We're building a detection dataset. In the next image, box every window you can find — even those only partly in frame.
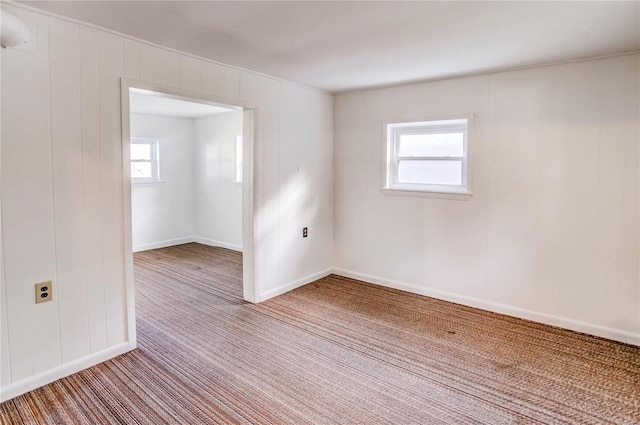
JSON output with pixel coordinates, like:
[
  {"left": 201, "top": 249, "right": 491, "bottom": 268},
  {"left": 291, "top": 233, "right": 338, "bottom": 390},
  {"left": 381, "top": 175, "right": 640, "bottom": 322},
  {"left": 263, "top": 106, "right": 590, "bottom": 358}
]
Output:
[
  {"left": 130, "top": 138, "right": 160, "bottom": 183},
  {"left": 235, "top": 135, "right": 243, "bottom": 183},
  {"left": 384, "top": 117, "right": 470, "bottom": 196}
]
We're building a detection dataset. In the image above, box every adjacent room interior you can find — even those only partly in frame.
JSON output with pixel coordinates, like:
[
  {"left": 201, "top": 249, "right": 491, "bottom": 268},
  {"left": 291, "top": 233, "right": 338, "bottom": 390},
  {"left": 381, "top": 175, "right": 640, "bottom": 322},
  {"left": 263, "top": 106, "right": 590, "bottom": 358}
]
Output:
[
  {"left": 128, "top": 90, "right": 247, "bottom": 346},
  {"left": 129, "top": 90, "right": 243, "bottom": 254},
  {"left": 1, "top": 1, "right": 638, "bottom": 423}
]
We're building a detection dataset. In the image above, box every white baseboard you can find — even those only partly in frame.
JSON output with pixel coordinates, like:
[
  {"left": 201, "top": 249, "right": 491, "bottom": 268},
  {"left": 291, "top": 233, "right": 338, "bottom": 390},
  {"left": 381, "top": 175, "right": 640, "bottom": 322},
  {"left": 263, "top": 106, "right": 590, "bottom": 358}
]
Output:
[
  {"left": 133, "top": 237, "right": 242, "bottom": 253},
  {"left": 260, "top": 268, "right": 333, "bottom": 302},
  {"left": 132, "top": 237, "right": 194, "bottom": 252},
  {"left": 331, "top": 268, "right": 640, "bottom": 346},
  {"left": 193, "top": 237, "right": 242, "bottom": 252},
  {"left": 0, "top": 341, "right": 134, "bottom": 402}
]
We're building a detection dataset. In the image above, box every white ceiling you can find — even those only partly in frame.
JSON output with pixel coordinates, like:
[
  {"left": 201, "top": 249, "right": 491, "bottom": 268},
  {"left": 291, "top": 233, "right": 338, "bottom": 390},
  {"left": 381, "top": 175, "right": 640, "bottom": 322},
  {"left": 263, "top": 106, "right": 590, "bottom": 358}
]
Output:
[
  {"left": 23, "top": 1, "right": 640, "bottom": 92},
  {"left": 129, "top": 91, "right": 234, "bottom": 117}
]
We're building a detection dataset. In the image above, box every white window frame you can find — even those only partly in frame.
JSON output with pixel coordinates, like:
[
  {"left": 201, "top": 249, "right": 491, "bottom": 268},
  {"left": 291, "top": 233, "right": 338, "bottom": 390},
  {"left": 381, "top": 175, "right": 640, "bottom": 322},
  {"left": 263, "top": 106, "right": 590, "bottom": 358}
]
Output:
[
  {"left": 130, "top": 137, "right": 160, "bottom": 184},
  {"left": 383, "top": 116, "right": 472, "bottom": 199}
]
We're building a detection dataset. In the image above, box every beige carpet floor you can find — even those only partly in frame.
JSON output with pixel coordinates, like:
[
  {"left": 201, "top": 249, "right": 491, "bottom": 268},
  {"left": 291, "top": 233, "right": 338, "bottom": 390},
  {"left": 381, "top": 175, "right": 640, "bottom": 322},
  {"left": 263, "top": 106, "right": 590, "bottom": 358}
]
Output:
[{"left": 1, "top": 243, "right": 638, "bottom": 424}]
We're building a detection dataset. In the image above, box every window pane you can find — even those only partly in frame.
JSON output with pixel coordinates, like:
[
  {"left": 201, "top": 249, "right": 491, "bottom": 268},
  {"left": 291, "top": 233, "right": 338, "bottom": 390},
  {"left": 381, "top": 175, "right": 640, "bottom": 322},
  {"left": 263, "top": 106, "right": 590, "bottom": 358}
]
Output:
[
  {"left": 398, "top": 160, "right": 462, "bottom": 185},
  {"left": 398, "top": 132, "right": 463, "bottom": 157},
  {"left": 131, "top": 162, "right": 152, "bottom": 178},
  {"left": 131, "top": 143, "right": 151, "bottom": 160}
]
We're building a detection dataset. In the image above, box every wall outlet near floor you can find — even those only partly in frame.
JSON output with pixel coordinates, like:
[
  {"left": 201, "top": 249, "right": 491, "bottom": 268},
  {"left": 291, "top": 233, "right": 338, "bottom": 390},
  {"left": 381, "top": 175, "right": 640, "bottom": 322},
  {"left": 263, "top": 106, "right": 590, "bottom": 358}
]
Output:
[
  {"left": 303, "top": 227, "right": 308, "bottom": 238},
  {"left": 35, "top": 281, "right": 52, "bottom": 304}
]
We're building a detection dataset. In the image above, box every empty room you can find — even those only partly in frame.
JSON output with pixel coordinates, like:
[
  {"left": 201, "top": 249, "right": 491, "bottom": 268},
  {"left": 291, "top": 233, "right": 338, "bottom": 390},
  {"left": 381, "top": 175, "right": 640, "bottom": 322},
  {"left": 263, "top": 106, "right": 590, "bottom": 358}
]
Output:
[{"left": 0, "top": 1, "right": 638, "bottom": 424}]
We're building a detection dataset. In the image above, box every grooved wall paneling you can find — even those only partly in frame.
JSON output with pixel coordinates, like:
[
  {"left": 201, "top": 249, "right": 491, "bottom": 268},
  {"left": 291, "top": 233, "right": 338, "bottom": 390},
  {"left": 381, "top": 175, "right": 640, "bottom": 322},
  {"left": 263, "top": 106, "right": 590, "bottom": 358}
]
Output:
[
  {"left": 201, "top": 62, "right": 227, "bottom": 96},
  {"left": 49, "top": 17, "right": 91, "bottom": 363},
  {"left": 1, "top": 213, "right": 9, "bottom": 387},
  {"left": 98, "top": 33, "right": 127, "bottom": 347},
  {"left": 79, "top": 27, "right": 108, "bottom": 354},
  {"left": 139, "top": 44, "right": 167, "bottom": 85},
  {"left": 123, "top": 39, "right": 140, "bottom": 80},
  {"left": 180, "top": 56, "right": 202, "bottom": 91},
  {"left": 1, "top": 8, "right": 61, "bottom": 382},
  {"left": 0, "top": 4, "right": 333, "bottom": 399},
  {"left": 166, "top": 52, "right": 181, "bottom": 88}
]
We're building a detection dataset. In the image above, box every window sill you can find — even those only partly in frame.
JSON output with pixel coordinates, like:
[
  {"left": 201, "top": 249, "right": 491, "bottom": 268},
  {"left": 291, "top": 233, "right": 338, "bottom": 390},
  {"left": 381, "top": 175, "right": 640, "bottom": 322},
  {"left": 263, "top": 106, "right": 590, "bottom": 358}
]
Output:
[
  {"left": 381, "top": 188, "right": 472, "bottom": 201},
  {"left": 132, "top": 181, "right": 165, "bottom": 186}
]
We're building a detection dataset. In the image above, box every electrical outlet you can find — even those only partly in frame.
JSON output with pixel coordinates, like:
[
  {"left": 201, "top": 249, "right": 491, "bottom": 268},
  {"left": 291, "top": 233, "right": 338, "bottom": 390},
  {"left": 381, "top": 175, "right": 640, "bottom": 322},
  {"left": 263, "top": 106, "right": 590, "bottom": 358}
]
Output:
[
  {"left": 35, "top": 281, "right": 52, "bottom": 304},
  {"left": 303, "top": 227, "right": 308, "bottom": 238}
]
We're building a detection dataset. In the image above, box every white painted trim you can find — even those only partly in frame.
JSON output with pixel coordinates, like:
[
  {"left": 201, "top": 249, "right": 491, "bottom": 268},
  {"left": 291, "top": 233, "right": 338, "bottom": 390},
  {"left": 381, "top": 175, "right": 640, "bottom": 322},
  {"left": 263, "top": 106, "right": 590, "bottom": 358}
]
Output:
[
  {"left": 121, "top": 82, "right": 138, "bottom": 352},
  {"left": 241, "top": 109, "right": 258, "bottom": 303},
  {"left": 380, "top": 188, "right": 472, "bottom": 201},
  {"left": 193, "top": 237, "right": 242, "bottom": 253},
  {"left": 132, "top": 237, "right": 196, "bottom": 253},
  {"left": 260, "top": 268, "right": 333, "bottom": 302},
  {"left": 133, "top": 236, "right": 243, "bottom": 253},
  {"left": 0, "top": 342, "right": 133, "bottom": 402},
  {"left": 382, "top": 114, "right": 474, "bottom": 198},
  {"left": 126, "top": 79, "right": 255, "bottom": 111},
  {"left": 121, "top": 78, "right": 259, "bottom": 312},
  {"left": 331, "top": 268, "right": 640, "bottom": 346}
]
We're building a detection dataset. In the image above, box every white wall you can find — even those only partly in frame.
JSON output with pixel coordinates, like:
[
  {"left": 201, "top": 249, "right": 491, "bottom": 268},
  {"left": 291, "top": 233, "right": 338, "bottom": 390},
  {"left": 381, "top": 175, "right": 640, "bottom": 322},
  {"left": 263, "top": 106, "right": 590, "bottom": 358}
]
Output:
[
  {"left": 131, "top": 114, "right": 195, "bottom": 251},
  {"left": 333, "top": 53, "right": 640, "bottom": 345},
  {"left": 194, "top": 111, "right": 244, "bottom": 251},
  {"left": 0, "top": 3, "right": 333, "bottom": 401}
]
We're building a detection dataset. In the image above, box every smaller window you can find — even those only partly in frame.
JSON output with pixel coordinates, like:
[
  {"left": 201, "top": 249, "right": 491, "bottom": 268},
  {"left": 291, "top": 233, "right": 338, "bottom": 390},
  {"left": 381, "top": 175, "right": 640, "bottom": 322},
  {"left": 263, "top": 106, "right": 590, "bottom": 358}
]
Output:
[
  {"left": 235, "top": 135, "right": 243, "bottom": 183},
  {"left": 385, "top": 117, "right": 470, "bottom": 196},
  {"left": 130, "top": 138, "right": 160, "bottom": 183}
]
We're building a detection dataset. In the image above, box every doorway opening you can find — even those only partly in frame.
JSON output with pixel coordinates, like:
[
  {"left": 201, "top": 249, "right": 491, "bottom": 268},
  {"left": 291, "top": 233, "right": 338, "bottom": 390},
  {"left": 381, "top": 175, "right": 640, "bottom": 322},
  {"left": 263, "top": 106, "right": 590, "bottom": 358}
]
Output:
[
  {"left": 120, "top": 80, "right": 257, "bottom": 348},
  {"left": 128, "top": 91, "right": 242, "bottom": 252}
]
